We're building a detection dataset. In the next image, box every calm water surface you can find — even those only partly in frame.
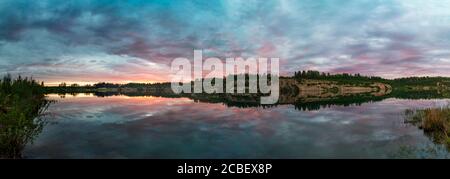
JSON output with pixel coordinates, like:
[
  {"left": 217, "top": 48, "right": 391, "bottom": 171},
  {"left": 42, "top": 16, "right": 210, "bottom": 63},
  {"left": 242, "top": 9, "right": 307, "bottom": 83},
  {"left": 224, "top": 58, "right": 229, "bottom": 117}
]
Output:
[{"left": 23, "top": 94, "right": 450, "bottom": 158}]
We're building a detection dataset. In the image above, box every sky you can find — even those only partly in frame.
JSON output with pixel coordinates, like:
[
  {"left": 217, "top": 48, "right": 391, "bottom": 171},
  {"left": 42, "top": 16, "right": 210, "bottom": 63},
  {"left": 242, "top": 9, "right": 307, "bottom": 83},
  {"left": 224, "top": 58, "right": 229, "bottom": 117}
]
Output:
[{"left": 1, "top": 0, "right": 450, "bottom": 85}]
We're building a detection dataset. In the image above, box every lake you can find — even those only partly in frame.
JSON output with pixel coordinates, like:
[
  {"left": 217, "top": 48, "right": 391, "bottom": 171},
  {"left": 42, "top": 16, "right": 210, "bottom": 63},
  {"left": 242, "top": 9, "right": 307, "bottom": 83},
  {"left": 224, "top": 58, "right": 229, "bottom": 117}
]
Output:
[{"left": 22, "top": 93, "right": 450, "bottom": 158}]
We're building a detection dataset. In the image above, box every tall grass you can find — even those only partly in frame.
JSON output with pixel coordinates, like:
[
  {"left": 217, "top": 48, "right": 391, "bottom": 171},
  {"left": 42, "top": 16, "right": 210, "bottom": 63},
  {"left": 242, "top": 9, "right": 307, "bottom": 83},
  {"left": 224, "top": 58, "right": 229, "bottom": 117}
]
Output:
[
  {"left": 0, "top": 74, "right": 51, "bottom": 159},
  {"left": 405, "top": 107, "right": 450, "bottom": 150}
]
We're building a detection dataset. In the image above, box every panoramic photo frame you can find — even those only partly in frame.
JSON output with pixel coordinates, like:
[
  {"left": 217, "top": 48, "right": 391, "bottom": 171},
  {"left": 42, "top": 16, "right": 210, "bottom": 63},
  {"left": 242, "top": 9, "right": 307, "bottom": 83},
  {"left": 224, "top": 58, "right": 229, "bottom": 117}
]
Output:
[{"left": 1, "top": 0, "right": 450, "bottom": 177}]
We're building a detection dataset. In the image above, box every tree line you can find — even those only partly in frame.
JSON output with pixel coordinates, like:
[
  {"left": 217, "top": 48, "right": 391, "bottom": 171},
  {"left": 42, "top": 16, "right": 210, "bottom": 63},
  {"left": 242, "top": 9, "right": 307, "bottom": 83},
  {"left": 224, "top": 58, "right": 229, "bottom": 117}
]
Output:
[{"left": 294, "top": 70, "right": 450, "bottom": 87}]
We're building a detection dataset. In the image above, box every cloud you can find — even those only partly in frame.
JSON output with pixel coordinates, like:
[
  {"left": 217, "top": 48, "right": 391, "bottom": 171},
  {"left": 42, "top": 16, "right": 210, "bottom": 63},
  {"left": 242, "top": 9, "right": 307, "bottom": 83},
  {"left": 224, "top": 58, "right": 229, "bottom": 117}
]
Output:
[{"left": 1, "top": 0, "right": 450, "bottom": 83}]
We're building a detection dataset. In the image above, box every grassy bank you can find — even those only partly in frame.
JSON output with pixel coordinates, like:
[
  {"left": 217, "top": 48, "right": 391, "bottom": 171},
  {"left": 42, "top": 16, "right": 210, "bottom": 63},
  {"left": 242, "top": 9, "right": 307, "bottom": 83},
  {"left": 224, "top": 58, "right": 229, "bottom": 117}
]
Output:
[{"left": 405, "top": 107, "right": 450, "bottom": 150}]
